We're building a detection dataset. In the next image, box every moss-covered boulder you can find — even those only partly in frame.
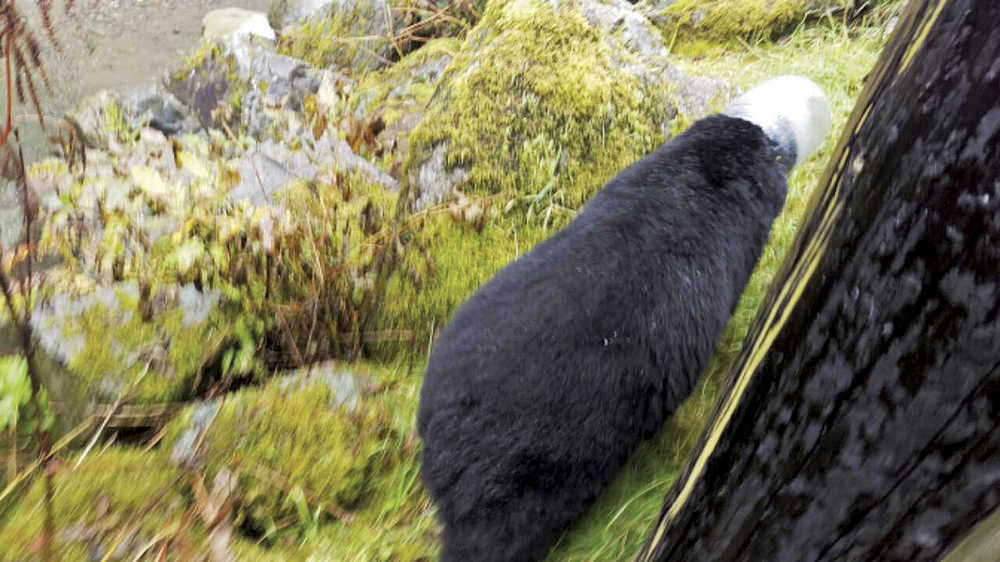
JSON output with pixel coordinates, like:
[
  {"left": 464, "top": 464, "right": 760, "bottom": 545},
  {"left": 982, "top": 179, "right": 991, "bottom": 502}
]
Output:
[
  {"left": 30, "top": 282, "right": 234, "bottom": 404},
  {"left": 276, "top": 0, "right": 398, "bottom": 73},
  {"left": 168, "top": 36, "right": 324, "bottom": 141},
  {"left": 644, "top": 0, "right": 900, "bottom": 55},
  {"left": 163, "top": 361, "right": 436, "bottom": 554},
  {"left": 403, "top": 0, "right": 723, "bottom": 212}
]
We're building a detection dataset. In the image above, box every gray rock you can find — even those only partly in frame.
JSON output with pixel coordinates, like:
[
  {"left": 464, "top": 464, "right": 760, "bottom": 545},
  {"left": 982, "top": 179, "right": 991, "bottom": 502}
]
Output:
[
  {"left": 232, "top": 41, "right": 322, "bottom": 137},
  {"left": 0, "top": 179, "right": 25, "bottom": 251},
  {"left": 231, "top": 139, "right": 317, "bottom": 205},
  {"left": 66, "top": 90, "right": 118, "bottom": 149},
  {"left": 581, "top": 0, "right": 668, "bottom": 64},
  {"left": 579, "top": 0, "right": 734, "bottom": 121},
  {"left": 268, "top": 0, "right": 334, "bottom": 29},
  {"left": 230, "top": 136, "right": 397, "bottom": 206},
  {"left": 67, "top": 85, "right": 202, "bottom": 149},
  {"left": 168, "top": 35, "right": 322, "bottom": 140},
  {"left": 170, "top": 401, "right": 222, "bottom": 468},
  {"left": 279, "top": 360, "right": 373, "bottom": 411},
  {"left": 277, "top": 0, "right": 396, "bottom": 72},
  {"left": 334, "top": 0, "right": 397, "bottom": 72},
  {"left": 121, "top": 84, "right": 203, "bottom": 138},
  {"left": 411, "top": 143, "right": 468, "bottom": 210},
  {"left": 351, "top": 37, "right": 458, "bottom": 166},
  {"left": 202, "top": 7, "right": 276, "bottom": 42}
]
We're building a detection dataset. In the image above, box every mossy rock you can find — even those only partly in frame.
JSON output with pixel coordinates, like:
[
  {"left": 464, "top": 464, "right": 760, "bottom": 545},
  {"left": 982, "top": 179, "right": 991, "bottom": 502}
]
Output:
[
  {"left": 162, "top": 363, "right": 417, "bottom": 547},
  {"left": 0, "top": 449, "right": 189, "bottom": 561},
  {"left": 168, "top": 41, "right": 246, "bottom": 132},
  {"left": 29, "top": 282, "right": 237, "bottom": 404},
  {"left": 276, "top": 0, "right": 396, "bottom": 73},
  {"left": 650, "top": 0, "right": 900, "bottom": 55},
  {"left": 403, "top": 0, "right": 676, "bottom": 212},
  {"left": 349, "top": 37, "right": 462, "bottom": 160}
]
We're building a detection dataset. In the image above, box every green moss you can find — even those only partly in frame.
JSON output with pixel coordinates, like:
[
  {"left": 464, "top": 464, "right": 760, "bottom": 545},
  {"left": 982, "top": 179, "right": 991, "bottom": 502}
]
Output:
[
  {"left": 0, "top": 449, "right": 186, "bottom": 561},
  {"left": 404, "top": 0, "right": 672, "bottom": 211},
  {"left": 163, "top": 360, "right": 438, "bottom": 557},
  {"left": 371, "top": 211, "right": 550, "bottom": 357},
  {"left": 659, "top": 0, "right": 902, "bottom": 55},
  {"left": 662, "top": 0, "right": 807, "bottom": 53}
]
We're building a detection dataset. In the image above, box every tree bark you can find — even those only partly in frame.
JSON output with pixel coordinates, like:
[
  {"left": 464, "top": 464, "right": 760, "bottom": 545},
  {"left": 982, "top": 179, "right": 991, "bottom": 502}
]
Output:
[{"left": 640, "top": 0, "right": 1000, "bottom": 560}]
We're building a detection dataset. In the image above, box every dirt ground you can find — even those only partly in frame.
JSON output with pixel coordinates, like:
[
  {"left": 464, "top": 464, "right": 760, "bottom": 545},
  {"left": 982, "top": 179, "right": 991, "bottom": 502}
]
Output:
[{"left": 22, "top": 0, "right": 271, "bottom": 115}]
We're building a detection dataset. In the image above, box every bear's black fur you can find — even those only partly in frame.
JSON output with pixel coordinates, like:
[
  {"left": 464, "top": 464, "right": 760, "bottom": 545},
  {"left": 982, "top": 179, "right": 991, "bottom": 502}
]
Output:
[{"left": 418, "top": 115, "right": 790, "bottom": 561}]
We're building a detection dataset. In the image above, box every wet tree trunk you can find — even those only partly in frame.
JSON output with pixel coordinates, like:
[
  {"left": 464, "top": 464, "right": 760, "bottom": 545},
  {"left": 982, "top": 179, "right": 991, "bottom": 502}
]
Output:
[{"left": 639, "top": 0, "right": 1000, "bottom": 560}]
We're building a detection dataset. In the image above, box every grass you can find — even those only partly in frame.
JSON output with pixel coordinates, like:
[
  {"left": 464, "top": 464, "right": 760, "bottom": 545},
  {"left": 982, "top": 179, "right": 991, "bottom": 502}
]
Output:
[{"left": 544, "top": 17, "right": 890, "bottom": 561}]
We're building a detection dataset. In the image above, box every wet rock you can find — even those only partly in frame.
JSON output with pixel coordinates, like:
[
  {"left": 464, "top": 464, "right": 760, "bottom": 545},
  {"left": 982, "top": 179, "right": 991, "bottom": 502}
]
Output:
[
  {"left": 167, "top": 46, "right": 237, "bottom": 130},
  {"left": 234, "top": 42, "right": 323, "bottom": 137},
  {"left": 170, "top": 401, "right": 222, "bottom": 468},
  {"left": 348, "top": 37, "right": 458, "bottom": 176},
  {"left": 412, "top": 143, "right": 468, "bottom": 210},
  {"left": 202, "top": 7, "right": 276, "bottom": 42},
  {"left": 122, "top": 84, "right": 203, "bottom": 138},
  {"left": 170, "top": 35, "right": 321, "bottom": 139}
]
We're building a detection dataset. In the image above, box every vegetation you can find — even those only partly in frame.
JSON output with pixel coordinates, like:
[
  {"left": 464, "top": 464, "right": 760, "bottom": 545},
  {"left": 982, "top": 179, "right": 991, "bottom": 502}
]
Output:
[{"left": 0, "top": 0, "right": 901, "bottom": 559}]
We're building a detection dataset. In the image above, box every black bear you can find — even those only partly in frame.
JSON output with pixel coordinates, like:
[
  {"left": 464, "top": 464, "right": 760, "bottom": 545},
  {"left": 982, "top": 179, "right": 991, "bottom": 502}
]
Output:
[{"left": 418, "top": 76, "right": 831, "bottom": 561}]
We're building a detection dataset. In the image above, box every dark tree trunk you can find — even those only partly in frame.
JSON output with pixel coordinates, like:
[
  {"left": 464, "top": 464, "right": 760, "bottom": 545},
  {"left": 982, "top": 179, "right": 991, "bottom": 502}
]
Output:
[{"left": 639, "top": 1, "right": 1000, "bottom": 560}]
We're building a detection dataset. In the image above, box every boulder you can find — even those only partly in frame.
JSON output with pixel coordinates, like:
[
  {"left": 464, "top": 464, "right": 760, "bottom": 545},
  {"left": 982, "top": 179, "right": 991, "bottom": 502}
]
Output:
[
  {"left": 268, "top": 0, "right": 335, "bottom": 29},
  {"left": 28, "top": 282, "right": 228, "bottom": 403},
  {"left": 276, "top": 0, "right": 396, "bottom": 73},
  {"left": 640, "top": 0, "right": 901, "bottom": 53},
  {"left": 169, "top": 38, "right": 322, "bottom": 140},
  {"left": 230, "top": 136, "right": 398, "bottom": 206},
  {"left": 348, "top": 37, "right": 460, "bottom": 173},
  {"left": 202, "top": 7, "right": 276, "bottom": 42}
]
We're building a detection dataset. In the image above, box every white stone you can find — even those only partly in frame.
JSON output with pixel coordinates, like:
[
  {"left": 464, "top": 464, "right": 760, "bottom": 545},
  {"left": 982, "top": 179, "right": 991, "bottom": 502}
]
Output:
[{"left": 202, "top": 8, "right": 276, "bottom": 42}]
